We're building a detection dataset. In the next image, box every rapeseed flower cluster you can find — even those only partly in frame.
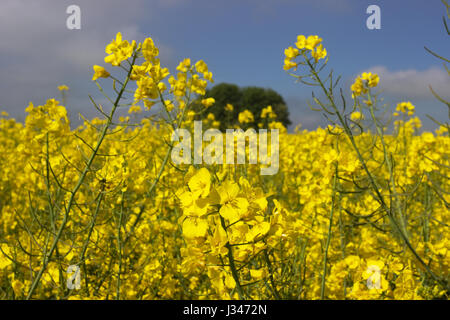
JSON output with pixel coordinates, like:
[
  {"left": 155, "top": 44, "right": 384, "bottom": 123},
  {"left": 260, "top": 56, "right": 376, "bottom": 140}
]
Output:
[
  {"left": 0, "top": 33, "right": 448, "bottom": 301},
  {"left": 283, "top": 35, "right": 327, "bottom": 71}
]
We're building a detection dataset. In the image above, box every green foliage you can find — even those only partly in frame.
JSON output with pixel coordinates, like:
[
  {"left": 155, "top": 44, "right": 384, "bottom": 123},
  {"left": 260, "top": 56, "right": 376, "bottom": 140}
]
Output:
[{"left": 203, "top": 83, "right": 291, "bottom": 130}]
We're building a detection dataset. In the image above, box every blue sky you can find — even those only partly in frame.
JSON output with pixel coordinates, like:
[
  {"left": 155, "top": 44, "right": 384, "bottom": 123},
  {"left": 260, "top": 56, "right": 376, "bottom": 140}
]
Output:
[{"left": 0, "top": 0, "right": 448, "bottom": 130}]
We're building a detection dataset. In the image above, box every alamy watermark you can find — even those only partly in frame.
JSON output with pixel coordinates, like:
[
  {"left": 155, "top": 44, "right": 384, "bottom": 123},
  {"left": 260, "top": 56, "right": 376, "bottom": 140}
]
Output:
[
  {"left": 66, "top": 5, "right": 81, "bottom": 30},
  {"left": 66, "top": 265, "right": 81, "bottom": 290},
  {"left": 171, "top": 121, "right": 279, "bottom": 175},
  {"left": 366, "top": 5, "right": 381, "bottom": 30},
  {"left": 366, "top": 265, "right": 382, "bottom": 289}
]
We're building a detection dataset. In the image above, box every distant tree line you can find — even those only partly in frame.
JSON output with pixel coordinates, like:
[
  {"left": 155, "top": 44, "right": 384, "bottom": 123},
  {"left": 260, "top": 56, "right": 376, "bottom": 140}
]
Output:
[{"left": 199, "top": 83, "right": 291, "bottom": 130}]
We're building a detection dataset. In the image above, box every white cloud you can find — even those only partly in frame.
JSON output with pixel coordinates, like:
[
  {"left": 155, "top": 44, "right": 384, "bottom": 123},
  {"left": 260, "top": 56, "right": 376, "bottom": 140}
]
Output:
[{"left": 364, "top": 66, "right": 450, "bottom": 100}]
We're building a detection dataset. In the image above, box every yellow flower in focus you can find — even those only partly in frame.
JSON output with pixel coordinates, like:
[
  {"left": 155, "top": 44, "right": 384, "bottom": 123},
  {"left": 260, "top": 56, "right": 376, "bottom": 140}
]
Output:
[
  {"left": 104, "top": 32, "right": 135, "bottom": 66},
  {"left": 311, "top": 44, "right": 327, "bottom": 62},
  {"left": 361, "top": 72, "right": 379, "bottom": 88},
  {"left": 201, "top": 98, "right": 215, "bottom": 108},
  {"left": 351, "top": 72, "right": 379, "bottom": 98},
  {"left": 204, "top": 71, "right": 214, "bottom": 82},
  {"left": 177, "top": 58, "right": 191, "bottom": 73},
  {"left": 351, "top": 77, "right": 364, "bottom": 98},
  {"left": 284, "top": 46, "right": 299, "bottom": 59},
  {"left": 92, "top": 65, "right": 110, "bottom": 81},
  {"left": 283, "top": 59, "right": 298, "bottom": 71},
  {"left": 188, "top": 168, "right": 211, "bottom": 199},
  {"left": 195, "top": 60, "right": 208, "bottom": 73},
  {"left": 283, "top": 45, "right": 301, "bottom": 70},
  {"left": 141, "top": 37, "right": 159, "bottom": 61},
  {"left": 305, "top": 35, "right": 322, "bottom": 50},
  {"left": 210, "top": 225, "right": 228, "bottom": 256},
  {"left": 295, "top": 35, "right": 306, "bottom": 49},
  {"left": 178, "top": 190, "right": 209, "bottom": 217},
  {"left": 217, "top": 180, "right": 249, "bottom": 222},
  {"left": 182, "top": 216, "right": 209, "bottom": 239},
  {"left": 246, "top": 221, "right": 270, "bottom": 242}
]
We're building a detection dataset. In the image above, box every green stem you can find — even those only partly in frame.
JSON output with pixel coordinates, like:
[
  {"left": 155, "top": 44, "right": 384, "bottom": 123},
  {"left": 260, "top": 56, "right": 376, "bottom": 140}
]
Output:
[
  {"left": 304, "top": 56, "right": 448, "bottom": 289},
  {"left": 26, "top": 52, "right": 138, "bottom": 300},
  {"left": 220, "top": 216, "right": 245, "bottom": 300},
  {"left": 116, "top": 196, "right": 124, "bottom": 300},
  {"left": 320, "top": 162, "right": 338, "bottom": 299},
  {"left": 78, "top": 192, "right": 104, "bottom": 296},
  {"left": 263, "top": 249, "right": 281, "bottom": 299}
]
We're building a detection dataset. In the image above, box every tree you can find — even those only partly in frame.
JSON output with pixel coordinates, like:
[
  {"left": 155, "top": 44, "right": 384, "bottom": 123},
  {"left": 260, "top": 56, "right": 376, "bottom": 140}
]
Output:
[
  {"left": 241, "top": 87, "right": 291, "bottom": 128},
  {"left": 203, "top": 83, "right": 291, "bottom": 130}
]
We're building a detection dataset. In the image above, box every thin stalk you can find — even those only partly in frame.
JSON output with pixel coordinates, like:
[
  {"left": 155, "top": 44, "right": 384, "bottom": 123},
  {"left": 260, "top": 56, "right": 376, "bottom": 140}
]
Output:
[
  {"left": 304, "top": 55, "right": 448, "bottom": 289},
  {"left": 263, "top": 249, "right": 281, "bottom": 299},
  {"left": 78, "top": 191, "right": 104, "bottom": 296},
  {"left": 220, "top": 216, "right": 245, "bottom": 300},
  {"left": 116, "top": 197, "right": 124, "bottom": 300},
  {"left": 26, "top": 51, "right": 138, "bottom": 300},
  {"left": 320, "top": 162, "right": 338, "bottom": 299}
]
